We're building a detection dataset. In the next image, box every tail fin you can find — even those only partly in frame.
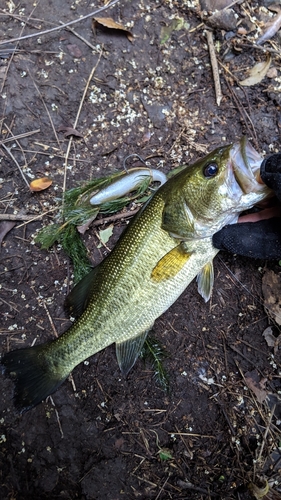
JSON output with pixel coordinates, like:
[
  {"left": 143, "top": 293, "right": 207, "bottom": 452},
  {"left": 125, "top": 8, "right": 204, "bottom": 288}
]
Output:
[{"left": 1, "top": 343, "right": 67, "bottom": 413}]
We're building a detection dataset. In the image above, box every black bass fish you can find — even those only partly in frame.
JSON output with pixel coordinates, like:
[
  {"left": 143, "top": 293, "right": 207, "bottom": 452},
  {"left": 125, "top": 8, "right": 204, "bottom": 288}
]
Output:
[{"left": 1, "top": 138, "right": 271, "bottom": 413}]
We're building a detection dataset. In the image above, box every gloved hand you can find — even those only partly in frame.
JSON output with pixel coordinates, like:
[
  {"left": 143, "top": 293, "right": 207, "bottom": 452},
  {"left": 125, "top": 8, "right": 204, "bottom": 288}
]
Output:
[{"left": 212, "top": 153, "right": 281, "bottom": 259}]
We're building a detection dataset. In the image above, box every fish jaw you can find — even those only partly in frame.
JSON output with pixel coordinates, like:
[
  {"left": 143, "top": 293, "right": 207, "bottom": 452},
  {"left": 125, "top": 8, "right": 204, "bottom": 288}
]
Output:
[
  {"left": 231, "top": 137, "right": 269, "bottom": 195},
  {"left": 203, "top": 139, "right": 273, "bottom": 234}
]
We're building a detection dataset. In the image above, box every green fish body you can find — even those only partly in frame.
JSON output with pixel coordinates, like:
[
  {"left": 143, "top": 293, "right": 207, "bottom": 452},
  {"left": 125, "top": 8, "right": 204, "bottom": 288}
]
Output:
[{"left": 1, "top": 138, "right": 271, "bottom": 412}]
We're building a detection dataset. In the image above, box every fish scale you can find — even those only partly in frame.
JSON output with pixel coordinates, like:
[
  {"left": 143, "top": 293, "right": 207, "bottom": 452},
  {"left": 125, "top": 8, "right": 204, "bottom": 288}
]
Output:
[{"left": 1, "top": 138, "right": 271, "bottom": 412}]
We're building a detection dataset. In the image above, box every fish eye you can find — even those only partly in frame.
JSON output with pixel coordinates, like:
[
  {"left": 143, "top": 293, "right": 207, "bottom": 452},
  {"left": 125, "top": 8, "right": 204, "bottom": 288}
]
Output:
[{"left": 203, "top": 163, "right": 218, "bottom": 178}]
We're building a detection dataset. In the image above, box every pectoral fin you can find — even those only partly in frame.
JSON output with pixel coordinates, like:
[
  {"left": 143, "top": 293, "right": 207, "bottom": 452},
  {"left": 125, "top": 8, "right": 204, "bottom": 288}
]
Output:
[
  {"left": 196, "top": 261, "right": 214, "bottom": 302},
  {"left": 65, "top": 265, "right": 101, "bottom": 318},
  {"left": 151, "top": 244, "right": 193, "bottom": 282},
  {"left": 116, "top": 330, "right": 149, "bottom": 376}
]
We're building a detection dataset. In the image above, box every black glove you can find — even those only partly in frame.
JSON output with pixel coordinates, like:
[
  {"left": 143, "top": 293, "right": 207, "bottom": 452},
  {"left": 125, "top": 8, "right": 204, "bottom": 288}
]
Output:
[{"left": 212, "top": 153, "right": 281, "bottom": 259}]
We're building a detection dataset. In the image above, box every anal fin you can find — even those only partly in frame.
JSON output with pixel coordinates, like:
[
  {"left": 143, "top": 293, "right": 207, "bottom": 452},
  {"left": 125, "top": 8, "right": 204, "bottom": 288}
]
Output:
[
  {"left": 196, "top": 261, "right": 214, "bottom": 302},
  {"left": 116, "top": 330, "right": 149, "bottom": 376},
  {"left": 151, "top": 243, "right": 193, "bottom": 282}
]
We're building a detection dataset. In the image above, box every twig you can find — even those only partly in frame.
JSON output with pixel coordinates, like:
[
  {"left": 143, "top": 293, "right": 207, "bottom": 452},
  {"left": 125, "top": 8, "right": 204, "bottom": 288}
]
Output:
[
  {"left": 0, "top": 10, "right": 44, "bottom": 30},
  {"left": 59, "top": 21, "right": 97, "bottom": 51},
  {"left": 155, "top": 474, "right": 171, "bottom": 500},
  {"left": 257, "top": 404, "right": 276, "bottom": 462},
  {"left": 222, "top": 0, "right": 242, "bottom": 9},
  {"left": 1, "top": 144, "right": 30, "bottom": 189},
  {"left": 219, "top": 62, "right": 259, "bottom": 148},
  {"left": 42, "top": 301, "right": 58, "bottom": 338},
  {"left": 206, "top": 30, "right": 223, "bottom": 106},
  {"left": 68, "top": 373, "right": 77, "bottom": 392},
  {"left": 4, "top": 122, "right": 28, "bottom": 174},
  {"left": 0, "top": 0, "right": 120, "bottom": 46},
  {"left": 0, "top": 213, "right": 45, "bottom": 221},
  {"left": 48, "top": 396, "right": 64, "bottom": 438},
  {"left": 257, "top": 11, "right": 281, "bottom": 45},
  {"left": 239, "top": 42, "right": 281, "bottom": 57},
  {"left": 63, "top": 49, "right": 103, "bottom": 194},
  {"left": 28, "top": 72, "right": 62, "bottom": 151},
  {"left": 12, "top": 148, "right": 93, "bottom": 163},
  {"left": 92, "top": 208, "right": 140, "bottom": 226},
  {"left": 15, "top": 207, "right": 59, "bottom": 228},
  {"left": 94, "top": 229, "right": 111, "bottom": 252},
  {"left": 0, "top": 4, "right": 38, "bottom": 94},
  {"left": 0, "top": 129, "right": 40, "bottom": 145}
]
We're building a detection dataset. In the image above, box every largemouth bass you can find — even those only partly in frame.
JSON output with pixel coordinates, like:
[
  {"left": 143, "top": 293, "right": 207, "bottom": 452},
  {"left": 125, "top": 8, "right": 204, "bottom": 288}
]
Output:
[{"left": 1, "top": 138, "right": 271, "bottom": 413}]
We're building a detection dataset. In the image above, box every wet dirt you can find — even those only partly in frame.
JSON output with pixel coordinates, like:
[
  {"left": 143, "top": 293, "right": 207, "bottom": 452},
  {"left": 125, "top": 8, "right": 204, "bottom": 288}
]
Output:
[{"left": 0, "top": 1, "right": 281, "bottom": 499}]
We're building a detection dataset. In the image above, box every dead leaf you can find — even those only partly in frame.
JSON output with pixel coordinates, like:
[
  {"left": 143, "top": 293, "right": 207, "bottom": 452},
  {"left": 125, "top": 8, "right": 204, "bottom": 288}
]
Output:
[
  {"left": 67, "top": 44, "right": 83, "bottom": 58},
  {"left": 245, "top": 370, "right": 268, "bottom": 404},
  {"left": 30, "top": 177, "right": 52, "bottom": 192},
  {"left": 0, "top": 220, "right": 16, "bottom": 248},
  {"left": 97, "top": 224, "right": 114, "bottom": 248},
  {"left": 239, "top": 56, "right": 272, "bottom": 86},
  {"left": 77, "top": 211, "right": 99, "bottom": 234},
  {"left": 262, "top": 326, "right": 276, "bottom": 347},
  {"left": 160, "top": 18, "right": 187, "bottom": 45},
  {"left": 92, "top": 17, "right": 133, "bottom": 42},
  {"left": 248, "top": 480, "right": 269, "bottom": 499},
  {"left": 262, "top": 269, "right": 281, "bottom": 325},
  {"left": 57, "top": 126, "right": 84, "bottom": 138}
]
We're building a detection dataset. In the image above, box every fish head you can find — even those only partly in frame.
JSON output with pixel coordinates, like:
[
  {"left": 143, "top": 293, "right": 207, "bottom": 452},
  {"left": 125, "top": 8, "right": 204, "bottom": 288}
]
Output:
[{"left": 162, "top": 137, "right": 272, "bottom": 239}]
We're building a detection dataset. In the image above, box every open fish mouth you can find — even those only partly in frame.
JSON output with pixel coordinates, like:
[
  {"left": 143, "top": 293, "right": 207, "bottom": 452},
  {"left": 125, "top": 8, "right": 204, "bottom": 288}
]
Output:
[{"left": 231, "top": 137, "right": 265, "bottom": 194}]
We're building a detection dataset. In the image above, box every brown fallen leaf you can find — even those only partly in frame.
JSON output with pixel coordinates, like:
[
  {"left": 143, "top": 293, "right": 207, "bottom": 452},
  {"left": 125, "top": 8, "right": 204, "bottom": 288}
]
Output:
[
  {"left": 67, "top": 44, "right": 83, "bottom": 58},
  {"left": 262, "top": 269, "right": 281, "bottom": 325},
  {"left": 262, "top": 326, "right": 276, "bottom": 348},
  {"left": 0, "top": 220, "right": 16, "bottom": 249},
  {"left": 30, "top": 177, "right": 52, "bottom": 192},
  {"left": 239, "top": 56, "right": 272, "bottom": 87},
  {"left": 57, "top": 126, "right": 84, "bottom": 138},
  {"left": 245, "top": 370, "right": 268, "bottom": 404},
  {"left": 92, "top": 17, "right": 133, "bottom": 42}
]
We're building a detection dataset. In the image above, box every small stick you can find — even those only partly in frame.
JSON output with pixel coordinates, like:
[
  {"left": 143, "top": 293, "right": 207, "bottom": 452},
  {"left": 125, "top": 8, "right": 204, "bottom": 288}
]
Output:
[
  {"left": 48, "top": 396, "right": 64, "bottom": 438},
  {"left": 1, "top": 144, "right": 30, "bottom": 189},
  {"left": 59, "top": 21, "right": 97, "bottom": 52},
  {"left": 155, "top": 474, "right": 170, "bottom": 500},
  {"left": 0, "top": 4, "right": 38, "bottom": 94},
  {"left": 0, "top": 213, "right": 49, "bottom": 221},
  {"left": 257, "top": 11, "right": 281, "bottom": 45},
  {"left": 256, "top": 404, "right": 276, "bottom": 463},
  {"left": 28, "top": 72, "right": 62, "bottom": 151},
  {"left": 0, "top": 214, "right": 34, "bottom": 221},
  {"left": 0, "top": 0, "right": 120, "bottom": 47},
  {"left": 16, "top": 206, "right": 59, "bottom": 228},
  {"left": 4, "top": 122, "right": 28, "bottom": 175},
  {"left": 0, "top": 129, "right": 40, "bottom": 145},
  {"left": 94, "top": 229, "right": 111, "bottom": 252},
  {"left": 92, "top": 208, "right": 140, "bottom": 226},
  {"left": 42, "top": 301, "right": 58, "bottom": 338},
  {"left": 68, "top": 373, "right": 77, "bottom": 392},
  {"left": 206, "top": 30, "right": 223, "bottom": 106},
  {"left": 63, "top": 49, "right": 103, "bottom": 194}
]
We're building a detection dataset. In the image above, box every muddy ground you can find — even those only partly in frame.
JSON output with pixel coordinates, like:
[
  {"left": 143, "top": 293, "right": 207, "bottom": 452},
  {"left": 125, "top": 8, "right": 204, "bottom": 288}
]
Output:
[{"left": 0, "top": 1, "right": 281, "bottom": 499}]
